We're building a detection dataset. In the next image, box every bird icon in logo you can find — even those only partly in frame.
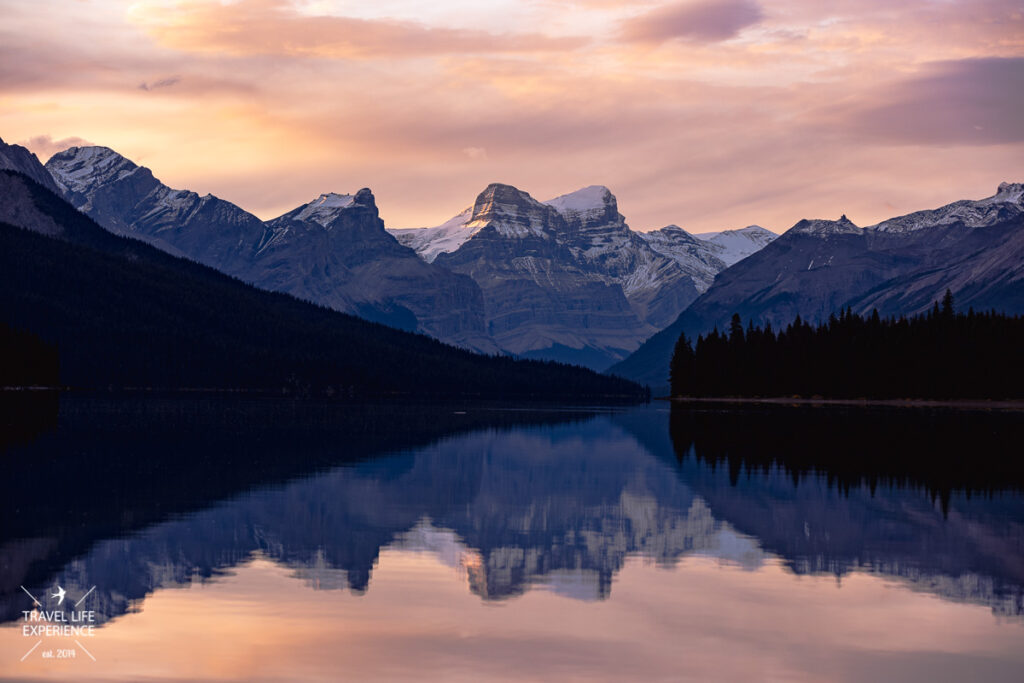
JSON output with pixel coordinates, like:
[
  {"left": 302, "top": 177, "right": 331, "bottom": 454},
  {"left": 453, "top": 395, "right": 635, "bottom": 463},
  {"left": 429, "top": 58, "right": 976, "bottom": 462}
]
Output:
[{"left": 51, "top": 586, "right": 66, "bottom": 605}]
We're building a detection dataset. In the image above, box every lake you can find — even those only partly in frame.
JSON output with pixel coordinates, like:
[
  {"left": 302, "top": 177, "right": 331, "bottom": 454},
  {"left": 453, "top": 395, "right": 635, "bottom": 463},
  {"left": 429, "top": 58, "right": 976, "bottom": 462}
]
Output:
[{"left": 2, "top": 396, "right": 1023, "bottom": 682}]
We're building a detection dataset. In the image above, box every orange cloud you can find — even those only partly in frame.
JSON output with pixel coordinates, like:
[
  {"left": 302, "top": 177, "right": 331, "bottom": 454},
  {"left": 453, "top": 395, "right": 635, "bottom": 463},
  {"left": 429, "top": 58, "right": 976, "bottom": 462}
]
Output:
[
  {"left": 1, "top": 0, "right": 1022, "bottom": 234},
  {"left": 128, "top": 0, "right": 588, "bottom": 59}
]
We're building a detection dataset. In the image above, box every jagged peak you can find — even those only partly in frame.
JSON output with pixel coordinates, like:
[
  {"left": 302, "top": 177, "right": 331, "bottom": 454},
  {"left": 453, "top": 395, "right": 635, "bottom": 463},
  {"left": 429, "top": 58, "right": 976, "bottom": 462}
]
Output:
[
  {"left": 787, "top": 215, "right": 861, "bottom": 236},
  {"left": 474, "top": 182, "right": 536, "bottom": 207},
  {"left": 280, "top": 188, "right": 377, "bottom": 228},
  {"left": 993, "top": 182, "right": 1024, "bottom": 203},
  {"left": 468, "top": 183, "right": 554, "bottom": 240}
]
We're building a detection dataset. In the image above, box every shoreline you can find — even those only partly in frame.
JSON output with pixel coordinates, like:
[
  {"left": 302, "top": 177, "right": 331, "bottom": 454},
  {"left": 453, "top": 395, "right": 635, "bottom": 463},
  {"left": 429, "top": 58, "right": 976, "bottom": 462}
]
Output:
[{"left": 661, "top": 396, "right": 1024, "bottom": 411}]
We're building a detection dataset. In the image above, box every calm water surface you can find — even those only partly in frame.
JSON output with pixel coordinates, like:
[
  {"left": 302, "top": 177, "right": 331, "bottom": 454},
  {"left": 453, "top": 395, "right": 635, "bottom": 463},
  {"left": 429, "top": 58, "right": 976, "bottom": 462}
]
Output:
[{"left": 1, "top": 396, "right": 1022, "bottom": 682}]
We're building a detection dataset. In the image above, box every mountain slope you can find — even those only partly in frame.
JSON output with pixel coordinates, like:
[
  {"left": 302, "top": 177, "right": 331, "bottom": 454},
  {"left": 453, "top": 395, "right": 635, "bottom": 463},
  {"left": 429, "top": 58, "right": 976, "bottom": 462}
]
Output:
[
  {"left": 0, "top": 136, "right": 62, "bottom": 194},
  {"left": 44, "top": 145, "right": 492, "bottom": 350},
  {"left": 0, "top": 169, "right": 645, "bottom": 399},
  {"left": 610, "top": 185, "right": 1024, "bottom": 390}
]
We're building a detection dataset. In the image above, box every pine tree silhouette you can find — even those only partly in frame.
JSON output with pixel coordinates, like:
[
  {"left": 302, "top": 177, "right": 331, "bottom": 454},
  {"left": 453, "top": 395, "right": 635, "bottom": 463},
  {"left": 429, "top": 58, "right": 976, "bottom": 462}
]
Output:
[{"left": 670, "top": 306, "right": 1023, "bottom": 399}]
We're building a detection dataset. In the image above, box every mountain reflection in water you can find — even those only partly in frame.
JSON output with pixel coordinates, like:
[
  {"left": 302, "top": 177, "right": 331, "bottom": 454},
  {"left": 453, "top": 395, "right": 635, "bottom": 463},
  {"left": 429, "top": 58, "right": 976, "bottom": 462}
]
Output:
[{"left": 2, "top": 396, "right": 1022, "bottom": 630}]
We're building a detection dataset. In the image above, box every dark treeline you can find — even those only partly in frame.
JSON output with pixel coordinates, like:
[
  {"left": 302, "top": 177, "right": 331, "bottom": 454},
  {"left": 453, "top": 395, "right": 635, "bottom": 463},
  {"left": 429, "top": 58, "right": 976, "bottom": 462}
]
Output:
[
  {"left": 0, "top": 322, "right": 59, "bottom": 387},
  {"left": 670, "top": 295, "right": 1024, "bottom": 399},
  {"left": 0, "top": 171, "right": 645, "bottom": 400}
]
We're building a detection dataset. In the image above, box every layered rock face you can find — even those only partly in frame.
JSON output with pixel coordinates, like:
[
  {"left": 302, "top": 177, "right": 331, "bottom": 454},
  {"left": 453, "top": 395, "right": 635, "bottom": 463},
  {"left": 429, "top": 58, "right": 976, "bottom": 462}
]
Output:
[
  {"left": 547, "top": 186, "right": 700, "bottom": 331},
  {"left": 394, "top": 184, "right": 704, "bottom": 369},
  {"left": 610, "top": 184, "right": 1024, "bottom": 389},
  {"left": 434, "top": 184, "right": 653, "bottom": 368},
  {"left": 45, "top": 146, "right": 492, "bottom": 351}
]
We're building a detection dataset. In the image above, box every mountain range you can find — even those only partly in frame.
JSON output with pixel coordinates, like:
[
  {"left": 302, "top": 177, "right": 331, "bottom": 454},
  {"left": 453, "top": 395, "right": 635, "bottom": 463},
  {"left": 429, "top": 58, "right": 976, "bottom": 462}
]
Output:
[
  {"left": 610, "top": 183, "right": 1024, "bottom": 390},
  {"left": 391, "top": 185, "right": 773, "bottom": 367},
  {"left": 44, "top": 145, "right": 495, "bottom": 350},
  {"left": 0, "top": 155, "right": 643, "bottom": 397},
  {"left": 36, "top": 142, "right": 763, "bottom": 369},
  {"left": 3, "top": 133, "right": 1021, "bottom": 390}
]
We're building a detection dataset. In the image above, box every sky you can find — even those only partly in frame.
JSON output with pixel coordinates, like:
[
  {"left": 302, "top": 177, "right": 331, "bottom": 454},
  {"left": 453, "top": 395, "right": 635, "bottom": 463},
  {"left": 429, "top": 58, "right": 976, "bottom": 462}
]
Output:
[{"left": 1, "top": 0, "right": 1022, "bottom": 232}]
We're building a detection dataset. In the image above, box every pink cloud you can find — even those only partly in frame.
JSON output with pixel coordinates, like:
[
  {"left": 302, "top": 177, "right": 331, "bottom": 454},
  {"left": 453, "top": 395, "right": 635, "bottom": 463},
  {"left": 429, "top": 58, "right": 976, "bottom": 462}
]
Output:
[
  {"left": 833, "top": 58, "right": 1024, "bottom": 145},
  {"left": 131, "top": 0, "right": 587, "bottom": 59},
  {"left": 18, "top": 134, "right": 94, "bottom": 160}
]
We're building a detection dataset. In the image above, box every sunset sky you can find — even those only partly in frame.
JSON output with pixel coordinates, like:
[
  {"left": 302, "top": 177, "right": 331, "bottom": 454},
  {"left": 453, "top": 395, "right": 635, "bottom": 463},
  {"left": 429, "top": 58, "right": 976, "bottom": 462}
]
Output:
[{"left": 1, "top": 0, "right": 1022, "bottom": 232}]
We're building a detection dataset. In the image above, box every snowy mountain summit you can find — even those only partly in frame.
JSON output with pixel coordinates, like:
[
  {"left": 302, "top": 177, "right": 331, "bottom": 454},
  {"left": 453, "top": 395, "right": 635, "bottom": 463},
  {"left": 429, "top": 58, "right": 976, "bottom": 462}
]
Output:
[
  {"left": 388, "top": 182, "right": 772, "bottom": 368},
  {"left": 544, "top": 185, "right": 616, "bottom": 224},
  {"left": 47, "top": 146, "right": 140, "bottom": 198},
  {"left": 787, "top": 215, "right": 861, "bottom": 237}
]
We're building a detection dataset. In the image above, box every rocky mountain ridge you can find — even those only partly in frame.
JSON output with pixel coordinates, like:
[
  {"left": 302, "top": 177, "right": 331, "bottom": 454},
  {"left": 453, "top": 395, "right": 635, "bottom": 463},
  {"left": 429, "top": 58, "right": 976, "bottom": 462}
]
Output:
[{"left": 44, "top": 144, "right": 494, "bottom": 350}]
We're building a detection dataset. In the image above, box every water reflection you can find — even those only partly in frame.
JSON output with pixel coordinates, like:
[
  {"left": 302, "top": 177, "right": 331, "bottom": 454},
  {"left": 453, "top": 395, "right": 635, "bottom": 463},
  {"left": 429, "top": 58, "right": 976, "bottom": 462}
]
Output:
[{"left": 2, "top": 396, "right": 1022, "bottom": 630}]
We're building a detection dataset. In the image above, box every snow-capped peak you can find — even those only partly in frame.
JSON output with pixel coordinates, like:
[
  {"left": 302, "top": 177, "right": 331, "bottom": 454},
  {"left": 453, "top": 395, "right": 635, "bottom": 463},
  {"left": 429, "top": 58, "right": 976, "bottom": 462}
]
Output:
[
  {"left": 544, "top": 185, "right": 613, "bottom": 217},
  {"left": 46, "top": 145, "right": 139, "bottom": 195},
  {"left": 992, "top": 182, "right": 1023, "bottom": 204},
  {"left": 294, "top": 192, "right": 356, "bottom": 228}
]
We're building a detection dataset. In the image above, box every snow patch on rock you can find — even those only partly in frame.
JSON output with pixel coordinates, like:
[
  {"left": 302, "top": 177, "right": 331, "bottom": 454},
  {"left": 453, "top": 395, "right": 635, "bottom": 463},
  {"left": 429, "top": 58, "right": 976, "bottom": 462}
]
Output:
[
  {"left": 293, "top": 193, "right": 356, "bottom": 228},
  {"left": 46, "top": 146, "right": 139, "bottom": 195}
]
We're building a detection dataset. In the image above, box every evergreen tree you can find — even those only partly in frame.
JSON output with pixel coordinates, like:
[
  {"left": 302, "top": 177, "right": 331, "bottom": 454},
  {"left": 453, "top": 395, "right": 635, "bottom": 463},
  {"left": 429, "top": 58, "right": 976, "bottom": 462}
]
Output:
[
  {"left": 942, "top": 289, "right": 955, "bottom": 317},
  {"left": 729, "top": 313, "right": 744, "bottom": 344},
  {"left": 669, "top": 332, "right": 695, "bottom": 396}
]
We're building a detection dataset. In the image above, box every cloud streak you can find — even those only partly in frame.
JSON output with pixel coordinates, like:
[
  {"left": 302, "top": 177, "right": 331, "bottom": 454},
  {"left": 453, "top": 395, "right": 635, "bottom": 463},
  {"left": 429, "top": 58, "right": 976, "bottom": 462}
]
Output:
[
  {"left": 138, "top": 76, "right": 182, "bottom": 91},
  {"left": 621, "top": 0, "right": 764, "bottom": 43},
  {"left": 129, "top": 0, "right": 587, "bottom": 59}
]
